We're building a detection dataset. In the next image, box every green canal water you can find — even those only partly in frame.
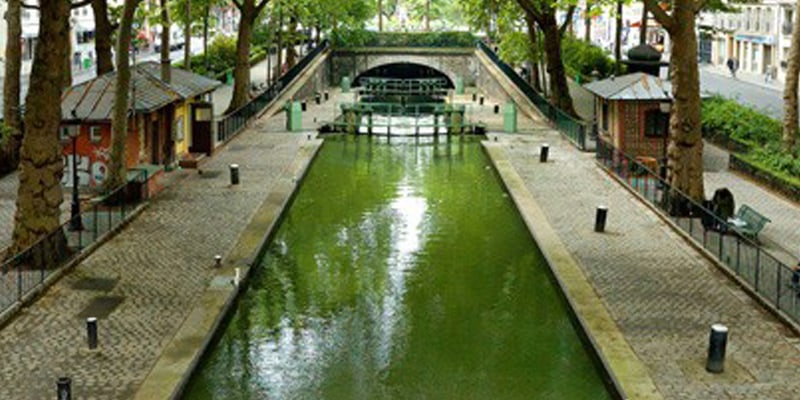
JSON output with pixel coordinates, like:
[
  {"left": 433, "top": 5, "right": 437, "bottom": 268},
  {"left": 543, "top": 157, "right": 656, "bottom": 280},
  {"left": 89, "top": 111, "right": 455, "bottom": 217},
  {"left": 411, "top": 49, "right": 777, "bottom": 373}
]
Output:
[{"left": 184, "top": 135, "right": 613, "bottom": 399}]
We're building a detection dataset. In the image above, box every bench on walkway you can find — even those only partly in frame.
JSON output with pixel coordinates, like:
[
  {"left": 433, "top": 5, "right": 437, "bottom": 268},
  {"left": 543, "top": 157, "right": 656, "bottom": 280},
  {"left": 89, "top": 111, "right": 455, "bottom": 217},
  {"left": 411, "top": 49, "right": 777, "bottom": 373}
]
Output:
[{"left": 727, "top": 204, "right": 771, "bottom": 241}]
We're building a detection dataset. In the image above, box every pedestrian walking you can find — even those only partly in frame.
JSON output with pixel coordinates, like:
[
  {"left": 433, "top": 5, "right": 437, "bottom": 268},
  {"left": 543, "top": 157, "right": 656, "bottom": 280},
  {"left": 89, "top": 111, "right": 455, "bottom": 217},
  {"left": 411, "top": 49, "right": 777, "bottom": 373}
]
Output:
[
  {"left": 726, "top": 58, "right": 736, "bottom": 78},
  {"left": 764, "top": 64, "right": 773, "bottom": 83}
]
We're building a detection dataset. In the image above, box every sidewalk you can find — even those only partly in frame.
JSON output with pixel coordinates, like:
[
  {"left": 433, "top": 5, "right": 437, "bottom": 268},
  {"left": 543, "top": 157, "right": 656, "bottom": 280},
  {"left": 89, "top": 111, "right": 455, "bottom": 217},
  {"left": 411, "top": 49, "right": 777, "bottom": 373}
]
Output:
[
  {"left": 701, "top": 63, "right": 784, "bottom": 92},
  {"left": 488, "top": 111, "right": 800, "bottom": 398}
]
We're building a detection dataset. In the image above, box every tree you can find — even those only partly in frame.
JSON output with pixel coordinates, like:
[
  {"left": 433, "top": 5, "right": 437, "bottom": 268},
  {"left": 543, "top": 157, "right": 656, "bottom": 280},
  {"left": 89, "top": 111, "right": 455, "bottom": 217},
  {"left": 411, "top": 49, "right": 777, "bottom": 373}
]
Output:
[
  {"left": 184, "top": 0, "right": 191, "bottom": 68},
  {"left": 783, "top": 0, "right": 800, "bottom": 153},
  {"left": 9, "top": 0, "right": 71, "bottom": 257},
  {"left": 2, "top": 0, "right": 23, "bottom": 174},
  {"left": 584, "top": 0, "right": 592, "bottom": 42},
  {"left": 105, "top": 0, "right": 142, "bottom": 190},
  {"left": 92, "top": 0, "right": 115, "bottom": 75},
  {"left": 614, "top": 0, "right": 622, "bottom": 71},
  {"left": 515, "top": 0, "right": 577, "bottom": 116},
  {"left": 226, "top": 0, "right": 271, "bottom": 113},
  {"left": 643, "top": 0, "right": 704, "bottom": 200},
  {"left": 639, "top": 4, "right": 648, "bottom": 45},
  {"left": 160, "top": 0, "right": 171, "bottom": 82}
]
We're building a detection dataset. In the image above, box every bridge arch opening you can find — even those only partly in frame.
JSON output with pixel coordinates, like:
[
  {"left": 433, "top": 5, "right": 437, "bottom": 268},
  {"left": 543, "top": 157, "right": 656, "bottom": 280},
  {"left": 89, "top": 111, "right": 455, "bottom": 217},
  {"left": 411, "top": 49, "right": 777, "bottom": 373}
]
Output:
[{"left": 353, "top": 63, "right": 455, "bottom": 88}]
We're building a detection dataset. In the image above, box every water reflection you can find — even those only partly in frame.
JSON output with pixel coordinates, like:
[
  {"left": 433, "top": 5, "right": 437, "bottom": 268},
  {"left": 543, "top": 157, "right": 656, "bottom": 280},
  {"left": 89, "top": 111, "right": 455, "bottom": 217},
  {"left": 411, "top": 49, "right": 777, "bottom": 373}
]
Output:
[{"left": 185, "top": 136, "right": 612, "bottom": 400}]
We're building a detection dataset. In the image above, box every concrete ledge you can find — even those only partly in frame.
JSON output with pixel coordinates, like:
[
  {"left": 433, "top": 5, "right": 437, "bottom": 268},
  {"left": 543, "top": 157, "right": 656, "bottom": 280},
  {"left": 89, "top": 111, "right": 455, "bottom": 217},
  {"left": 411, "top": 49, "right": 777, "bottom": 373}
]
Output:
[
  {"left": 474, "top": 50, "right": 547, "bottom": 124},
  {"left": 133, "top": 139, "right": 323, "bottom": 400},
  {"left": 483, "top": 142, "right": 662, "bottom": 400}
]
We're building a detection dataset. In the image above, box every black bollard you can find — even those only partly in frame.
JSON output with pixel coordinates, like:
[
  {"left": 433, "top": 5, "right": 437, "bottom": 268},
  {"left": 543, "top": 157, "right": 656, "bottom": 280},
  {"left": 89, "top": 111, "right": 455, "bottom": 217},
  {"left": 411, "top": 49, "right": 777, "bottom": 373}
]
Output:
[
  {"left": 706, "top": 324, "right": 728, "bottom": 373},
  {"left": 539, "top": 144, "right": 549, "bottom": 163},
  {"left": 214, "top": 255, "right": 222, "bottom": 267},
  {"left": 57, "top": 377, "right": 71, "bottom": 400},
  {"left": 86, "top": 317, "right": 98, "bottom": 349},
  {"left": 494, "top": 104, "right": 500, "bottom": 114},
  {"left": 324, "top": 91, "right": 329, "bottom": 101},
  {"left": 301, "top": 101, "right": 307, "bottom": 112},
  {"left": 230, "top": 164, "right": 240, "bottom": 185},
  {"left": 594, "top": 206, "right": 608, "bottom": 232},
  {"left": 472, "top": 93, "right": 477, "bottom": 102},
  {"left": 315, "top": 93, "right": 321, "bottom": 104},
  {"left": 479, "top": 96, "right": 484, "bottom": 106}
]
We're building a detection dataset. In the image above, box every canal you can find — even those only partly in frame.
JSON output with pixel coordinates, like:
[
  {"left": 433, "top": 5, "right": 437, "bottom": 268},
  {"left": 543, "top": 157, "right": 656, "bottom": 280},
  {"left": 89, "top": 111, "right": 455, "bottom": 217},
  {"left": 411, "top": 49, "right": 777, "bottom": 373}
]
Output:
[{"left": 184, "top": 135, "right": 613, "bottom": 399}]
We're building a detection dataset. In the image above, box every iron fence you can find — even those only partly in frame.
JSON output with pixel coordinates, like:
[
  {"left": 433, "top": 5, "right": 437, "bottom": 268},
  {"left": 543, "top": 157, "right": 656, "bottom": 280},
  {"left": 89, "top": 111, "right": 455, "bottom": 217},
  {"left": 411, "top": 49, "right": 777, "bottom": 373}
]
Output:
[
  {"left": 216, "top": 40, "right": 330, "bottom": 143},
  {"left": 596, "top": 139, "right": 800, "bottom": 325},
  {"left": 477, "top": 41, "right": 593, "bottom": 151},
  {"left": 0, "top": 169, "right": 149, "bottom": 315}
]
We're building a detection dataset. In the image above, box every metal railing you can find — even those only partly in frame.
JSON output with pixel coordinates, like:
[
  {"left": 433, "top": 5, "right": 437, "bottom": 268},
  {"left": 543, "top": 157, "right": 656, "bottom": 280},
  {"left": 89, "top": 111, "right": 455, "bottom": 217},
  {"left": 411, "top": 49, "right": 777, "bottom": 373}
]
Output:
[
  {"left": 477, "top": 41, "right": 592, "bottom": 151},
  {"left": 216, "top": 40, "right": 330, "bottom": 143},
  {"left": 596, "top": 139, "right": 800, "bottom": 326},
  {"left": 0, "top": 169, "right": 150, "bottom": 316}
]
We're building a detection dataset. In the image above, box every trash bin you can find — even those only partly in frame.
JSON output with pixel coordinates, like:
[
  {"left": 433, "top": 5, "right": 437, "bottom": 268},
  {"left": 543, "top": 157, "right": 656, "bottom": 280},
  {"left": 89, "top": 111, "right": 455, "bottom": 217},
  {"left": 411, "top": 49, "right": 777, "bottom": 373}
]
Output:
[
  {"left": 455, "top": 77, "right": 464, "bottom": 95},
  {"left": 285, "top": 101, "right": 302, "bottom": 132},
  {"left": 503, "top": 102, "right": 517, "bottom": 133},
  {"left": 226, "top": 70, "right": 233, "bottom": 85},
  {"left": 341, "top": 76, "right": 351, "bottom": 93}
]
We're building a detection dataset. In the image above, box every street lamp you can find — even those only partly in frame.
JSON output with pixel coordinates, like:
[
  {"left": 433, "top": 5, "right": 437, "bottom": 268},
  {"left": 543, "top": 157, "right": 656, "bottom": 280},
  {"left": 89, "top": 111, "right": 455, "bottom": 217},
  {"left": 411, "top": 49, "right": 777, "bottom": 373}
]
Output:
[{"left": 67, "top": 125, "right": 83, "bottom": 231}]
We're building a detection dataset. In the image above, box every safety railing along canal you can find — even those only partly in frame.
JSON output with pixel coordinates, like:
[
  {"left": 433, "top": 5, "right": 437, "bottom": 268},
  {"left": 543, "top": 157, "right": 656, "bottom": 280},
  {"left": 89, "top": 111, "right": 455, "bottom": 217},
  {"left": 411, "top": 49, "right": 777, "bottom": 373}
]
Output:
[
  {"left": 0, "top": 170, "right": 150, "bottom": 317},
  {"left": 216, "top": 40, "right": 330, "bottom": 143},
  {"left": 477, "top": 41, "right": 593, "bottom": 151},
  {"left": 596, "top": 140, "right": 800, "bottom": 326}
]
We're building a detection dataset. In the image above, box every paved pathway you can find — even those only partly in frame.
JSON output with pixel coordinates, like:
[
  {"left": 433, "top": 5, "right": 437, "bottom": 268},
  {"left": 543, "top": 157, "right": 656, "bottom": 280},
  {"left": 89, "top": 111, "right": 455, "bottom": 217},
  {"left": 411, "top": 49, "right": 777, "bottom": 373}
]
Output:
[
  {"left": 489, "top": 105, "right": 800, "bottom": 398},
  {"left": 0, "top": 117, "right": 308, "bottom": 398}
]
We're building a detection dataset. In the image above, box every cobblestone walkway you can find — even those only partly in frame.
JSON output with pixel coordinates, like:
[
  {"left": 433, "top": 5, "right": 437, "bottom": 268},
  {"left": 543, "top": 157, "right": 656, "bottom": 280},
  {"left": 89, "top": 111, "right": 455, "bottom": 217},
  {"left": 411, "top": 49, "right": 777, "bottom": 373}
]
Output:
[
  {"left": 0, "top": 127, "right": 307, "bottom": 398},
  {"left": 496, "top": 124, "right": 800, "bottom": 399},
  {"left": 0, "top": 171, "right": 17, "bottom": 250}
]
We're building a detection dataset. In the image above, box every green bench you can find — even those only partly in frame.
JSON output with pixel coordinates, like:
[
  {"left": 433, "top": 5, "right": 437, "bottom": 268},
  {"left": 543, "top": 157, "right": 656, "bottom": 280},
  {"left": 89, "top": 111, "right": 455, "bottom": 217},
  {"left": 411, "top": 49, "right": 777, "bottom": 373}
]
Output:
[{"left": 727, "top": 204, "right": 771, "bottom": 240}]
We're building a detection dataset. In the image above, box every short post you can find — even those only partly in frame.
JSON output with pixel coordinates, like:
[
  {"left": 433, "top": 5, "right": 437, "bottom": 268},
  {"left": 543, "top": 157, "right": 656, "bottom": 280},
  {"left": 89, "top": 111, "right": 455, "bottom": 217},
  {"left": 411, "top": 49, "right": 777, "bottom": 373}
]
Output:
[
  {"left": 214, "top": 255, "right": 222, "bottom": 267},
  {"left": 493, "top": 104, "right": 500, "bottom": 114},
  {"left": 86, "top": 317, "right": 98, "bottom": 350},
  {"left": 234, "top": 268, "right": 241, "bottom": 286},
  {"left": 706, "top": 324, "right": 728, "bottom": 373},
  {"left": 594, "top": 206, "right": 608, "bottom": 233},
  {"left": 229, "top": 164, "right": 240, "bottom": 185},
  {"left": 472, "top": 93, "right": 477, "bottom": 102},
  {"left": 57, "top": 377, "right": 71, "bottom": 400},
  {"left": 539, "top": 144, "right": 549, "bottom": 163},
  {"left": 324, "top": 91, "right": 329, "bottom": 101},
  {"left": 301, "top": 100, "right": 307, "bottom": 112},
  {"left": 479, "top": 96, "right": 484, "bottom": 106},
  {"left": 315, "top": 93, "right": 321, "bottom": 104}
]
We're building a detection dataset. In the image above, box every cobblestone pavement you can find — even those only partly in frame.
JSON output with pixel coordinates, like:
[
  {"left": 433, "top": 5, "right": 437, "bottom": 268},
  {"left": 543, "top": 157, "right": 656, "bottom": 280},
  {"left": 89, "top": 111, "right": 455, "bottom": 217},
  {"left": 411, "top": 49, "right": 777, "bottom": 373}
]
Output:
[
  {"left": 494, "top": 116, "right": 800, "bottom": 399},
  {"left": 0, "top": 171, "right": 18, "bottom": 250},
  {"left": 0, "top": 124, "right": 307, "bottom": 398}
]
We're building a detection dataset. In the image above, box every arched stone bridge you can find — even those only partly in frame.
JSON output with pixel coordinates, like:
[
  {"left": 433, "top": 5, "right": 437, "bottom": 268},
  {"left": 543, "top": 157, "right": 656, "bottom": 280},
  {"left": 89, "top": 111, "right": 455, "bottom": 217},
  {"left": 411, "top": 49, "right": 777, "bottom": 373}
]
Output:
[{"left": 329, "top": 48, "right": 480, "bottom": 88}]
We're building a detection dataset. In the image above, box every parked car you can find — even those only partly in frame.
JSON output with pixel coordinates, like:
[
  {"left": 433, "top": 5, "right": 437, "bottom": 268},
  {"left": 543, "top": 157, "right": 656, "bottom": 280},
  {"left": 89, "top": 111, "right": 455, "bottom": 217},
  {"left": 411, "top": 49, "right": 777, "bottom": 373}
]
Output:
[{"left": 153, "top": 26, "right": 185, "bottom": 52}]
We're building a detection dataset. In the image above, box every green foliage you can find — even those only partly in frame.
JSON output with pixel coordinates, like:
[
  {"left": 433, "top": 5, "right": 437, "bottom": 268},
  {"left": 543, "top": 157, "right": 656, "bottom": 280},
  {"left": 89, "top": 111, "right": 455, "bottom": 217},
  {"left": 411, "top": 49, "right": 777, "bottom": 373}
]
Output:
[
  {"left": 497, "top": 31, "right": 531, "bottom": 66},
  {"left": 561, "top": 37, "right": 616, "bottom": 81},
  {"left": 176, "top": 35, "right": 266, "bottom": 80},
  {"left": 701, "top": 96, "right": 780, "bottom": 147},
  {"left": 747, "top": 145, "right": 800, "bottom": 179},
  {"left": 331, "top": 29, "right": 476, "bottom": 48}
]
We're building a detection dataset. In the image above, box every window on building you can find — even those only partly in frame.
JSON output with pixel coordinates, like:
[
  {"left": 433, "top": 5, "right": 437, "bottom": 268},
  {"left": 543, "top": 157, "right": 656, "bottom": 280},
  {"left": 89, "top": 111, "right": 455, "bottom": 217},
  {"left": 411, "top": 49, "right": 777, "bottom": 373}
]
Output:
[
  {"left": 60, "top": 125, "right": 77, "bottom": 141},
  {"left": 644, "top": 110, "right": 670, "bottom": 138},
  {"left": 764, "top": 9, "right": 771, "bottom": 33},
  {"left": 755, "top": 8, "right": 760, "bottom": 31},
  {"left": 785, "top": 9, "right": 794, "bottom": 35},
  {"left": 746, "top": 9, "right": 751, "bottom": 30},
  {"left": 602, "top": 101, "right": 609, "bottom": 132},
  {"left": 90, "top": 126, "right": 102, "bottom": 143}
]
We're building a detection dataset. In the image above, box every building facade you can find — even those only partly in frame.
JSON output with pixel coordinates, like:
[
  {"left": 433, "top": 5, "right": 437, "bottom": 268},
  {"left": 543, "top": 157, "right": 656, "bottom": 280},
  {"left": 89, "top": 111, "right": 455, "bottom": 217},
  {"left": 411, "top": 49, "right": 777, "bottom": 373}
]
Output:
[{"left": 705, "top": 1, "right": 795, "bottom": 82}]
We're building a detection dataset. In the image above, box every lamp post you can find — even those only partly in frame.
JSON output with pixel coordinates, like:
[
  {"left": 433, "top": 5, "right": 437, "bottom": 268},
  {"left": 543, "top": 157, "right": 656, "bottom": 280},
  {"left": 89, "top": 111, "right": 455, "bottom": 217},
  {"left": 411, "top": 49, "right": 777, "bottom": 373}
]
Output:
[
  {"left": 659, "top": 99, "right": 672, "bottom": 182},
  {"left": 68, "top": 127, "right": 83, "bottom": 231}
]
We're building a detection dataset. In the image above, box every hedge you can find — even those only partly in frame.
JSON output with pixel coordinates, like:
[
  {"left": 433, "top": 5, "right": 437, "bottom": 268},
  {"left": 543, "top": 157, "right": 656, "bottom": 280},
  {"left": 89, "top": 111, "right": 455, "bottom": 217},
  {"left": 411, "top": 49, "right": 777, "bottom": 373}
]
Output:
[
  {"left": 701, "top": 95, "right": 780, "bottom": 148},
  {"left": 331, "top": 29, "right": 476, "bottom": 48},
  {"left": 561, "top": 37, "right": 618, "bottom": 82}
]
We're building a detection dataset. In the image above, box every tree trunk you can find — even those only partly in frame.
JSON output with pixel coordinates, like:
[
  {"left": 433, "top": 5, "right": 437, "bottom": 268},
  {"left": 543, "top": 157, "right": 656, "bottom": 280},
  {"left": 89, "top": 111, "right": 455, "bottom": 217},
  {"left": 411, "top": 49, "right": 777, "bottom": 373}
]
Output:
[
  {"left": 615, "top": 0, "right": 622, "bottom": 71},
  {"left": 92, "top": 0, "right": 114, "bottom": 75},
  {"left": 584, "top": 0, "right": 591, "bottom": 42},
  {"left": 160, "top": 0, "right": 171, "bottom": 81},
  {"left": 106, "top": 0, "right": 141, "bottom": 190},
  {"left": 782, "top": 0, "right": 800, "bottom": 152},
  {"left": 378, "top": 0, "right": 383, "bottom": 32},
  {"left": 664, "top": 0, "right": 704, "bottom": 201},
  {"left": 63, "top": 17, "right": 72, "bottom": 88},
  {"left": 640, "top": 5, "right": 648, "bottom": 46},
  {"left": 286, "top": 16, "right": 297, "bottom": 69},
  {"left": 9, "top": 0, "right": 70, "bottom": 258},
  {"left": 226, "top": 1, "right": 256, "bottom": 113},
  {"left": 540, "top": 13, "right": 576, "bottom": 116},
  {"left": 203, "top": 1, "right": 210, "bottom": 72},
  {"left": 425, "top": 0, "right": 431, "bottom": 31},
  {"left": 274, "top": 12, "right": 283, "bottom": 81},
  {"left": 184, "top": 0, "right": 191, "bottom": 69},
  {"left": 524, "top": 13, "right": 542, "bottom": 92},
  {"left": 2, "top": 0, "right": 23, "bottom": 172}
]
